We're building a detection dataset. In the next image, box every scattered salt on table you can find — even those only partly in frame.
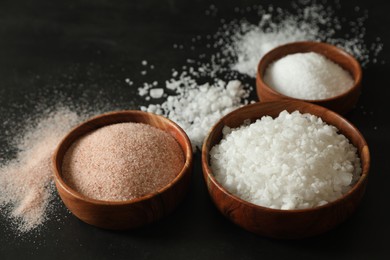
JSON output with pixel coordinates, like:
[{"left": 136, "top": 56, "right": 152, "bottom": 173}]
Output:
[
  {"left": 222, "top": 4, "right": 382, "bottom": 77},
  {"left": 141, "top": 77, "right": 250, "bottom": 151}
]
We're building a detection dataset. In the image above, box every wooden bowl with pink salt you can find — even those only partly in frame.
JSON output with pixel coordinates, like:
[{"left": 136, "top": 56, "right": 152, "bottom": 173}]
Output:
[
  {"left": 256, "top": 41, "right": 362, "bottom": 115},
  {"left": 202, "top": 100, "right": 370, "bottom": 239},
  {"left": 52, "top": 110, "right": 193, "bottom": 230}
]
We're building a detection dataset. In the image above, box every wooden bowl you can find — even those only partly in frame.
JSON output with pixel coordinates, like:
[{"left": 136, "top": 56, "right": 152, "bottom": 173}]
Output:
[
  {"left": 52, "top": 110, "right": 193, "bottom": 230},
  {"left": 256, "top": 41, "right": 362, "bottom": 115},
  {"left": 202, "top": 100, "right": 370, "bottom": 239}
]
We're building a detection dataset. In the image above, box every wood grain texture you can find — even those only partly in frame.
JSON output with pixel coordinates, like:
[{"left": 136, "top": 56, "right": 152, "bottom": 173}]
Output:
[
  {"left": 52, "top": 110, "right": 193, "bottom": 230},
  {"left": 202, "top": 100, "right": 370, "bottom": 239},
  {"left": 256, "top": 41, "right": 362, "bottom": 115}
]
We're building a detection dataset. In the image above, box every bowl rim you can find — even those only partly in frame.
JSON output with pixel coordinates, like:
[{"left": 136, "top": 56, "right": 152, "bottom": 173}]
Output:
[
  {"left": 202, "top": 100, "right": 370, "bottom": 213},
  {"left": 256, "top": 41, "right": 363, "bottom": 103},
  {"left": 52, "top": 110, "right": 193, "bottom": 206}
]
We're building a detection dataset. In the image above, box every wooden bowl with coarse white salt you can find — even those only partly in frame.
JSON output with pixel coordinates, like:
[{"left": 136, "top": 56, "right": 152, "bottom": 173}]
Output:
[
  {"left": 256, "top": 41, "right": 362, "bottom": 115},
  {"left": 202, "top": 100, "right": 370, "bottom": 239},
  {"left": 52, "top": 110, "right": 193, "bottom": 230}
]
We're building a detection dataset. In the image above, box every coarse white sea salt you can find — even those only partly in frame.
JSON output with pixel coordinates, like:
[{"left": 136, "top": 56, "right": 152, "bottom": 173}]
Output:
[
  {"left": 264, "top": 52, "right": 354, "bottom": 100},
  {"left": 210, "top": 110, "right": 361, "bottom": 210},
  {"left": 141, "top": 75, "right": 250, "bottom": 151}
]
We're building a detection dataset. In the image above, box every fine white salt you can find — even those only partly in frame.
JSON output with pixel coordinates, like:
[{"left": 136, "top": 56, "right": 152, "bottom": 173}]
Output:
[
  {"left": 210, "top": 110, "right": 361, "bottom": 210},
  {"left": 264, "top": 52, "right": 354, "bottom": 100},
  {"left": 62, "top": 122, "right": 184, "bottom": 201},
  {"left": 221, "top": 3, "right": 382, "bottom": 77}
]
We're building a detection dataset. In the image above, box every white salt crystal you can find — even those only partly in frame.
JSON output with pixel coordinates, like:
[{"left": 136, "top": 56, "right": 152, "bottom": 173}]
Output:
[
  {"left": 264, "top": 52, "right": 354, "bottom": 100},
  {"left": 138, "top": 83, "right": 153, "bottom": 96},
  {"left": 149, "top": 88, "right": 164, "bottom": 99},
  {"left": 172, "top": 70, "right": 178, "bottom": 77},
  {"left": 210, "top": 110, "right": 361, "bottom": 210}
]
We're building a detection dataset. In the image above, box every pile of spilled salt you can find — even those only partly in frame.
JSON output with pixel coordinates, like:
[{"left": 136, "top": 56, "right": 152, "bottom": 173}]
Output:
[
  {"left": 210, "top": 110, "right": 361, "bottom": 210},
  {"left": 0, "top": 108, "right": 83, "bottom": 232},
  {"left": 221, "top": 4, "right": 382, "bottom": 77},
  {"left": 264, "top": 52, "right": 354, "bottom": 100},
  {"left": 62, "top": 122, "right": 184, "bottom": 201},
  {"left": 141, "top": 76, "right": 250, "bottom": 151}
]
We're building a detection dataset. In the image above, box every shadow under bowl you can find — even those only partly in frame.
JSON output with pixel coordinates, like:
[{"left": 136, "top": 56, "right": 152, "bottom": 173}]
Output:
[
  {"left": 53, "top": 110, "right": 193, "bottom": 230},
  {"left": 202, "top": 100, "right": 370, "bottom": 239}
]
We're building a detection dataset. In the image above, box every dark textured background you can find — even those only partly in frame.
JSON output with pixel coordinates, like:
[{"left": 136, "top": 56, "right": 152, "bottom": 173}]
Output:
[{"left": 0, "top": 0, "right": 389, "bottom": 259}]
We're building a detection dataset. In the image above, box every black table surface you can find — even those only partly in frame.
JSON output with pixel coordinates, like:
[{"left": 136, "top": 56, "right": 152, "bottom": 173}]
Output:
[{"left": 1, "top": 0, "right": 389, "bottom": 259}]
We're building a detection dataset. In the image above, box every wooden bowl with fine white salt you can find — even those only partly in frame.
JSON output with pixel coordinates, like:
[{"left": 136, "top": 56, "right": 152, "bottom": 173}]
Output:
[
  {"left": 256, "top": 41, "right": 362, "bottom": 115},
  {"left": 52, "top": 110, "right": 193, "bottom": 230},
  {"left": 202, "top": 100, "right": 370, "bottom": 239}
]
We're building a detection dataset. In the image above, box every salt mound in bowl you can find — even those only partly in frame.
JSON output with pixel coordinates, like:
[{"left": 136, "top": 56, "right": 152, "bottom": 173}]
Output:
[
  {"left": 53, "top": 110, "right": 193, "bottom": 230},
  {"left": 256, "top": 41, "right": 362, "bottom": 115},
  {"left": 202, "top": 100, "right": 370, "bottom": 239}
]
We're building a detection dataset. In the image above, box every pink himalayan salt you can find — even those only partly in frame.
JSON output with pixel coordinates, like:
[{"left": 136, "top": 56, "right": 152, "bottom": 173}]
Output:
[
  {"left": 0, "top": 108, "right": 82, "bottom": 232},
  {"left": 62, "top": 122, "right": 184, "bottom": 201}
]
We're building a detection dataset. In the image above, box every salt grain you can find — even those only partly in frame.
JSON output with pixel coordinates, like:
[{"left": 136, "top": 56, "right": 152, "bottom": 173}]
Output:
[
  {"left": 210, "top": 110, "right": 361, "bottom": 210},
  {"left": 62, "top": 122, "right": 184, "bottom": 201},
  {"left": 149, "top": 88, "right": 164, "bottom": 99}
]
